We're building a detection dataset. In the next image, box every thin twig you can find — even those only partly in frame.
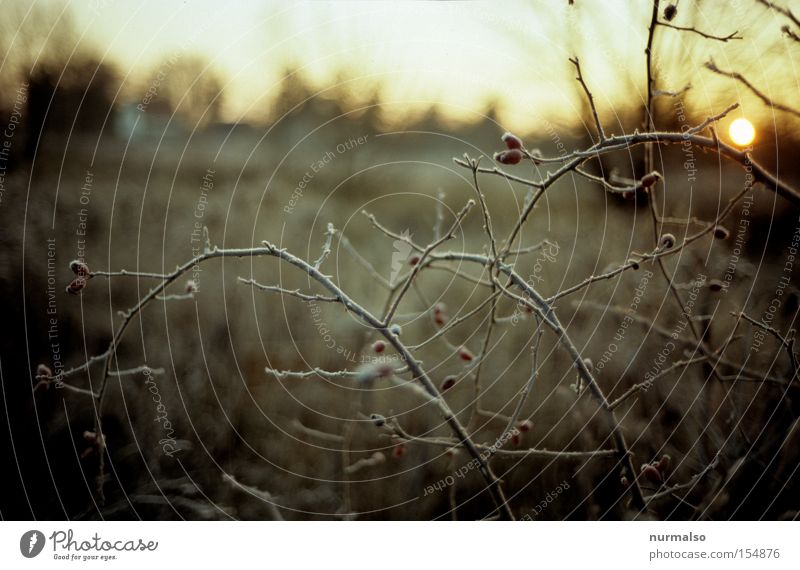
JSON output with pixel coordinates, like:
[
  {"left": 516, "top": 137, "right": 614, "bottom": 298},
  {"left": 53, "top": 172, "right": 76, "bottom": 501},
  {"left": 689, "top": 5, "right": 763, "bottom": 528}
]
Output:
[
  {"left": 570, "top": 56, "right": 606, "bottom": 141},
  {"left": 239, "top": 277, "right": 340, "bottom": 303},
  {"left": 705, "top": 59, "right": 800, "bottom": 119},
  {"left": 658, "top": 21, "right": 741, "bottom": 42}
]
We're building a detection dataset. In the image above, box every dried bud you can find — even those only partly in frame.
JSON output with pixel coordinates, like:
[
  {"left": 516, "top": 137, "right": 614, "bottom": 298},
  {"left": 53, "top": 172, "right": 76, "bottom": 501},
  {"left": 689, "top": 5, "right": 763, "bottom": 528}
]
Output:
[
  {"left": 664, "top": 4, "right": 677, "bottom": 21},
  {"left": 516, "top": 419, "right": 533, "bottom": 433},
  {"left": 409, "top": 255, "right": 421, "bottom": 266},
  {"left": 445, "top": 447, "right": 460, "bottom": 458},
  {"left": 370, "top": 413, "right": 386, "bottom": 427},
  {"left": 657, "top": 454, "right": 672, "bottom": 473},
  {"left": 511, "top": 431, "right": 522, "bottom": 447},
  {"left": 440, "top": 375, "right": 457, "bottom": 391},
  {"left": 583, "top": 357, "right": 594, "bottom": 373},
  {"left": 713, "top": 226, "right": 730, "bottom": 240},
  {"left": 501, "top": 131, "right": 524, "bottom": 150},
  {"left": 36, "top": 364, "right": 53, "bottom": 378},
  {"left": 641, "top": 464, "right": 663, "bottom": 484},
  {"left": 66, "top": 277, "right": 87, "bottom": 295},
  {"left": 356, "top": 363, "right": 394, "bottom": 384},
  {"left": 628, "top": 258, "right": 640, "bottom": 270},
  {"left": 375, "top": 364, "right": 393, "bottom": 378},
  {"left": 660, "top": 233, "right": 676, "bottom": 249},
  {"left": 185, "top": 280, "right": 198, "bottom": 293},
  {"left": 83, "top": 430, "right": 98, "bottom": 444},
  {"left": 620, "top": 476, "right": 629, "bottom": 487},
  {"left": 458, "top": 347, "right": 474, "bottom": 362},
  {"left": 389, "top": 324, "right": 402, "bottom": 336},
  {"left": 708, "top": 278, "right": 725, "bottom": 292},
  {"left": 640, "top": 171, "right": 661, "bottom": 189},
  {"left": 69, "top": 259, "right": 90, "bottom": 276},
  {"left": 392, "top": 443, "right": 407, "bottom": 458},
  {"left": 372, "top": 340, "right": 386, "bottom": 354},
  {"left": 371, "top": 451, "right": 386, "bottom": 464},
  {"left": 433, "top": 303, "right": 448, "bottom": 327},
  {"left": 493, "top": 149, "right": 524, "bottom": 165}
]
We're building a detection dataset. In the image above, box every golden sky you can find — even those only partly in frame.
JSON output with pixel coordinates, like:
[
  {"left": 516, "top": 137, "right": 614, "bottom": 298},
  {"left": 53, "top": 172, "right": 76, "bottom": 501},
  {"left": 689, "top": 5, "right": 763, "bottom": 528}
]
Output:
[{"left": 8, "top": 0, "right": 800, "bottom": 132}]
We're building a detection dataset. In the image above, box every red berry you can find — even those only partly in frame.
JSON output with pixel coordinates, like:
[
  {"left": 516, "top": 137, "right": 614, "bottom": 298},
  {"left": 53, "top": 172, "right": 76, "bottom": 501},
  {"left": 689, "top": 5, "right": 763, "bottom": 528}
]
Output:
[
  {"left": 640, "top": 171, "right": 660, "bottom": 188},
  {"left": 434, "top": 313, "right": 447, "bottom": 327},
  {"left": 641, "top": 464, "right": 663, "bottom": 484},
  {"left": 185, "top": 280, "right": 198, "bottom": 293},
  {"left": 440, "top": 375, "right": 457, "bottom": 391},
  {"left": 511, "top": 432, "right": 522, "bottom": 447},
  {"left": 713, "top": 226, "right": 730, "bottom": 240},
  {"left": 69, "top": 260, "right": 90, "bottom": 276},
  {"left": 66, "top": 277, "right": 87, "bottom": 295},
  {"left": 516, "top": 419, "right": 533, "bottom": 433},
  {"left": 375, "top": 364, "right": 393, "bottom": 378},
  {"left": 372, "top": 340, "right": 386, "bottom": 354},
  {"left": 660, "top": 233, "right": 676, "bottom": 249},
  {"left": 409, "top": 255, "right": 420, "bottom": 266},
  {"left": 501, "top": 131, "right": 524, "bottom": 150},
  {"left": 708, "top": 279, "right": 725, "bottom": 292},
  {"left": 393, "top": 443, "right": 406, "bottom": 458},
  {"left": 620, "top": 476, "right": 629, "bottom": 487},
  {"left": 458, "top": 347, "right": 474, "bottom": 362},
  {"left": 36, "top": 364, "right": 53, "bottom": 378},
  {"left": 493, "top": 149, "right": 524, "bottom": 165},
  {"left": 657, "top": 454, "right": 672, "bottom": 473}
]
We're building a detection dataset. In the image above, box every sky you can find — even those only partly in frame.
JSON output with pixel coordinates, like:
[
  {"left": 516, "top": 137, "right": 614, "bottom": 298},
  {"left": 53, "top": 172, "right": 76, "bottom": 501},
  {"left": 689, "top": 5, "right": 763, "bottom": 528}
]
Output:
[{"left": 5, "top": 0, "right": 800, "bottom": 133}]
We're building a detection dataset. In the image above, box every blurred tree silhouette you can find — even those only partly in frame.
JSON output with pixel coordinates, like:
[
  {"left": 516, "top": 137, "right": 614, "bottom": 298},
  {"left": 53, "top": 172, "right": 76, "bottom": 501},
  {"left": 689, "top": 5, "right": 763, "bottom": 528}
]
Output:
[{"left": 143, "top": 55, "right": 225, "bottom": 128}]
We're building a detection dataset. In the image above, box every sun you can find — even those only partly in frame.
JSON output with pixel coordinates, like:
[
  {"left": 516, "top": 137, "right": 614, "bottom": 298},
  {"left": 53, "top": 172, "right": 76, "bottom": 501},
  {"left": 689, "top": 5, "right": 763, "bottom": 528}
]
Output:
[{"left": 729, "top": 118, "right": 756, "bottom": 146}]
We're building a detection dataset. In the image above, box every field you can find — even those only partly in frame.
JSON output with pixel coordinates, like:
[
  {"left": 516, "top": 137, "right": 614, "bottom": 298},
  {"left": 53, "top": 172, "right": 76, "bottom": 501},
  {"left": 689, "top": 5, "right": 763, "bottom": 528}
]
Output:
[{"left": 1, "top": 111, "right": 796, "bottom": 520}]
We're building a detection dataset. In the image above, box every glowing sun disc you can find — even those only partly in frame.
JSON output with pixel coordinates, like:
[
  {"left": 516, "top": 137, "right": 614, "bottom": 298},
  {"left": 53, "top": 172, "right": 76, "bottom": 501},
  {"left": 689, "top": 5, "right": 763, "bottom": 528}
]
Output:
[{"left": 729, "top": 118, "right": 755, "bottom": 146}]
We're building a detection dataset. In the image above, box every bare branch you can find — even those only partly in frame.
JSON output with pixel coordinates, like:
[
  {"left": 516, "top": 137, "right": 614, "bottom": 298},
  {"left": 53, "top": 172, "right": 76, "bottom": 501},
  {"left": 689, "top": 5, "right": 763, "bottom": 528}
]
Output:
[
  {"left": 569, "top": 57, "right": 606, "bottom": 141},
  {"left": 658, "top": 21, "right": 742, "bottom": 42},
  {"left": 705, "top": 59, "right": 800, "bottom": 119},
  {"left": 239, "top": 277, "right": 340, "bottom": 303},
  {"left": 313, "top": 223, "right": 336, "bottom": 270},
  {"left": 222, "top": 473, "right": 284, "bottom": 521}
]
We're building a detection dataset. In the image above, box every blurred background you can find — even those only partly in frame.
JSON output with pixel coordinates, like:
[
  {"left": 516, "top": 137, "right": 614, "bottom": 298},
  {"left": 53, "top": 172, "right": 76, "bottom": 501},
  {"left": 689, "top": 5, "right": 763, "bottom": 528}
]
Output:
[{"left": 1, "top": 0, "right": 799, "bottom": 520}]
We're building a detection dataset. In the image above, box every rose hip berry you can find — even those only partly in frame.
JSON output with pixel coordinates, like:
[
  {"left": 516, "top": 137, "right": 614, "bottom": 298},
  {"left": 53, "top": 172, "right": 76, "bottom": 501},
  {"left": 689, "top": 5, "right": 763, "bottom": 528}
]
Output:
[
  {"left": 660, "top": 233, "right": 676, "bottom": 249},
  {"left": 36, "top": 364, "right": 53, "bottom": 378},
  {"left": 69, "top": 260, "right": 90, "bottom": 277},
  {"left": 493, "top": 149, "right": 524, "bottom": 165},
  {"left": 640, "top": 171, "right": 661, "bottom": 188},
  {"left": 440, "top": 375, "right": 457, "bottom": 391},
  {"left": 641, "top": 464, "right": 663, "bottom": 484},
  {"left": 516, "top": 419, "right": 533, "bottom": 433},
  {"left": 458, "top": 347, "right": 474, "bottom": 361},
  {"left": 501, "top": 131, "right": 524, "bottom": 150},
  {"left": 66, "top": 277, "right": 87, "bottom": 295}
]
